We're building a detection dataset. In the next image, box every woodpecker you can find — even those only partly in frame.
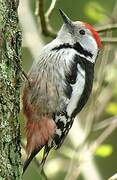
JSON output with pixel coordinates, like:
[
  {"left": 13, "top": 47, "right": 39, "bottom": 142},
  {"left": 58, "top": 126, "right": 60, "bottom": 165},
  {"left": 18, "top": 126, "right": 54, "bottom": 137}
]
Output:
[{"left": 22, "top": 9, "right": 102, "bottom": 173}]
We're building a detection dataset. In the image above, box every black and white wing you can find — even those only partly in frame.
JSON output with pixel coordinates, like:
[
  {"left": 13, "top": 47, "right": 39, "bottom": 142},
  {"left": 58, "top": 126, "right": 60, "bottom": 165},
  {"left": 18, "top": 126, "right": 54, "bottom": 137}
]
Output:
[{"left": 51, "top": 47, "right": 94, "bottom": 148}]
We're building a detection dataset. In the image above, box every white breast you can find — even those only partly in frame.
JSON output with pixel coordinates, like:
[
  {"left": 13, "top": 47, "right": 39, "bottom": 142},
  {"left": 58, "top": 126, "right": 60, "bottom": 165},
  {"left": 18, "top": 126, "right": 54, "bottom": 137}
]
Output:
[{"left": 67, "top": 64, "right": 85, "bottom": 116}]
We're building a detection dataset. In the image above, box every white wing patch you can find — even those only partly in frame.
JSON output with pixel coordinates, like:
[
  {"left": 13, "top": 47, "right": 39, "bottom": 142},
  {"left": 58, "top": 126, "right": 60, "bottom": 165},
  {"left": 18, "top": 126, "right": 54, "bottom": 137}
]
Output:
[
  {"left": 55, "top": 114, "right": 67, "bottom": 125},
  {"left": 67, "top": 64, "right": 85, "bottom": 116},
  {"left": 56, "top": 128, "right": 62, "bottom": 136}
]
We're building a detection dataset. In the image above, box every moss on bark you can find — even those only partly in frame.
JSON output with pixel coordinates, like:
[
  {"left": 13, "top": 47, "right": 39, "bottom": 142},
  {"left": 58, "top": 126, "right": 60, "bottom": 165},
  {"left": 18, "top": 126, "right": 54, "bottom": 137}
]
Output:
[{"left": 0, "top": 0, "right": 22, "bottom": 179}]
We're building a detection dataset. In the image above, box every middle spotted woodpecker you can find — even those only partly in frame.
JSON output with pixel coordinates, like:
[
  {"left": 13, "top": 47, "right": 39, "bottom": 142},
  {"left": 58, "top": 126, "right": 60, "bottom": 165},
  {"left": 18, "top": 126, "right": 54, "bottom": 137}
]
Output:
[{"left": 22, "top": 9, "right": 102, "bottom": 173}]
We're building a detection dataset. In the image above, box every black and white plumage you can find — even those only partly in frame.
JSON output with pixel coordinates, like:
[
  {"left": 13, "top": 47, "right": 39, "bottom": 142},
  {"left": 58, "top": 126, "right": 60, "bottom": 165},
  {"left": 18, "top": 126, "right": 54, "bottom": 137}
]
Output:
[{"left": 22, "top": 9, "right": 102, "bottom": 173}]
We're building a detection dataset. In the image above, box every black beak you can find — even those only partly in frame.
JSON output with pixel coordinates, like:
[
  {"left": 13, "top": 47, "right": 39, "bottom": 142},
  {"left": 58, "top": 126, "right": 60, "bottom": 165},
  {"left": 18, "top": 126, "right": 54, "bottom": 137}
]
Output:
[{"left": 59, "top": 9, "right": 72, "bottom": 25}]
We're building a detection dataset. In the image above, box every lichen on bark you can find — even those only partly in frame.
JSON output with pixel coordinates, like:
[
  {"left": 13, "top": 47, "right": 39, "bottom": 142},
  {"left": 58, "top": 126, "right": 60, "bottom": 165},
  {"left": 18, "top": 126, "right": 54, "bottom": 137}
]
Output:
[{"left": 0, "top": 0, "right": 22, "bottom": 179}]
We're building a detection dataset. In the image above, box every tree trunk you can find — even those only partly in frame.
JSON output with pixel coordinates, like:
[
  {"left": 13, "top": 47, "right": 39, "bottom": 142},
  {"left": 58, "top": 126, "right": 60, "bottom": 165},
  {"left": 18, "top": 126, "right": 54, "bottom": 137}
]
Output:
[{"left": 0, "top": 0, "right": 22, "bottom": 179}]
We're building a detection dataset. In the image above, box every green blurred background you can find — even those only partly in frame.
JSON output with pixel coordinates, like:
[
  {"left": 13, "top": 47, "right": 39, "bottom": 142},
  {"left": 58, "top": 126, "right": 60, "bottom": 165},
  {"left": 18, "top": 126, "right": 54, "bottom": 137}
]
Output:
[{"left": 19, "top": 0, "right": 117, "bottom": 179}]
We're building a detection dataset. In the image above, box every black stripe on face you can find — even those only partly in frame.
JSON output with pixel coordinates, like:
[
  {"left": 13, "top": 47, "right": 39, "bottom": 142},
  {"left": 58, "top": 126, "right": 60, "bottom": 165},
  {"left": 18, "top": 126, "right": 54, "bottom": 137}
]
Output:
[
  {"left": 73, "top": 43, "right": 93, "bottom": 58},
  {"left": 52, "top": 42, "right": 93, "bottom": 58}
]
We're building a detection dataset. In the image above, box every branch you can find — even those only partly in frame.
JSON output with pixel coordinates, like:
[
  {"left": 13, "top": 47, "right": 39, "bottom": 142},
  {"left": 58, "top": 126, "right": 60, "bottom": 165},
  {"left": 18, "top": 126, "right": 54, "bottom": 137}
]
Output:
[
  {"left": 35, "top": 0, "right": 56, "bottom": 38},
  {"left": 93, "top": 116, "right": 117, "bottom": 131},
  {"left": 90, "top": 118, "right": 117, "bottom": 153},
  {"left": 108, "top": 174, "right": 117, "bottom": 180},
  {"left": 101, "top": 37, "right": 117, "bottom": 43},
  {"left": 36, "top": 0, "right": 117, "bottom": 39},
  {"left": 96, "top": 24, "right": 117, "bottom": 33},
  {"left": 19, "top": 0, "right": 44, "bottom": 58},
  {"left": 45, "top": 0, "right": 58, "bottom": 21}
]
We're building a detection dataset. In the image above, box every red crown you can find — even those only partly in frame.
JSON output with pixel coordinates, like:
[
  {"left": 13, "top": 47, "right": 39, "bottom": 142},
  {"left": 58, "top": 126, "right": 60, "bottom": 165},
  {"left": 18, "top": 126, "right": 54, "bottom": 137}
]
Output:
[{"left": 84, "top": 22, "right": 102, "bottom": 49}]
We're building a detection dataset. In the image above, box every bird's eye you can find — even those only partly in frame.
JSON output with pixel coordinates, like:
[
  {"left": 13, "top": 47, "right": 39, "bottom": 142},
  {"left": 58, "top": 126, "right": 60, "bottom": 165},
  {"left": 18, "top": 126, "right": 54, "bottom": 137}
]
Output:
[{"left": 79, "top": 29, "right": 85, "bottom": 35}]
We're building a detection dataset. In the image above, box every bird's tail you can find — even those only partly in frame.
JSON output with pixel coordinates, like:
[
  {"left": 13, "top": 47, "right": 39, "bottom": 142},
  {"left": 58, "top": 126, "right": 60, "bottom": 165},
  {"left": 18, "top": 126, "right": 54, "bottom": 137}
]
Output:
[
  {"left": 23, "top": 143, "right": 52, "bottom": 174},
  {"left": 23, "top": 146, "right": 42, "bottom": 174}
]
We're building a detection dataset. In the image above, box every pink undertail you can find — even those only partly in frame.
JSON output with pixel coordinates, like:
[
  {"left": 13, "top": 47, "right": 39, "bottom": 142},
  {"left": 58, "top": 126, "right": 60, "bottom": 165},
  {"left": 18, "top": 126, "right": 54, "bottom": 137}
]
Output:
[{"left": 26, "top": 117, "right": 56, "bottom": 156}]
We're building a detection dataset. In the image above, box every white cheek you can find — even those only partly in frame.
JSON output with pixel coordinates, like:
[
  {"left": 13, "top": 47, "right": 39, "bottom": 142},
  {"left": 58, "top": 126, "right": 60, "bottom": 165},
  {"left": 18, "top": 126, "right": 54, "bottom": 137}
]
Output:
[{"left": 80, "top": 36, "right": 98, "bottom": 63}]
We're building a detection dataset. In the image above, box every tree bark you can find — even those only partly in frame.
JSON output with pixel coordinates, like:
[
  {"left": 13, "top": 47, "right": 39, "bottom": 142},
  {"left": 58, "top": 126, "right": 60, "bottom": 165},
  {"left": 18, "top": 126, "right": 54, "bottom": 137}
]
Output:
[{"left": 0, "top": 0, "right": 22, "bottom": 179}]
